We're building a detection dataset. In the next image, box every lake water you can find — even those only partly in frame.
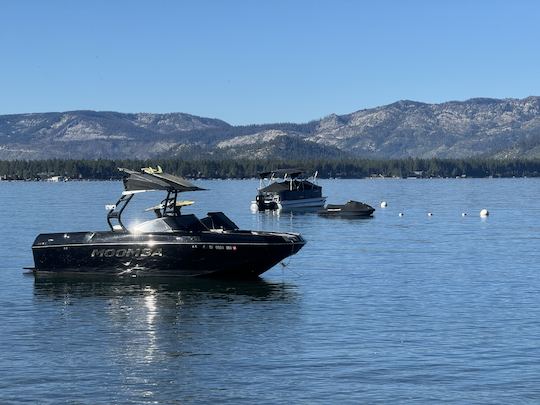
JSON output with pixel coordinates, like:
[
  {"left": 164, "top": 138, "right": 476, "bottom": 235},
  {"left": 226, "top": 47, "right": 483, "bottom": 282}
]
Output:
[{"left": 1, "top": 178, "right": 539, "bottom": 403}]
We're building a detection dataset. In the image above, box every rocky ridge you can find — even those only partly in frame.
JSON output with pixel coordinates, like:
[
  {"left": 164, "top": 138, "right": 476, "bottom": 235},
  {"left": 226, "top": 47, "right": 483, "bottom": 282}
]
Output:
[{"left": 1, "top": 97, "right": 539, "bottom": 160}]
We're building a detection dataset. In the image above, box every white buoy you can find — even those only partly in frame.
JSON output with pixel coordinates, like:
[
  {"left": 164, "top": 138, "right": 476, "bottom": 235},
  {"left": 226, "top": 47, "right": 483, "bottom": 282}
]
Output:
[
  {"left": 461, "top": 212, "right": 467, "bottom": 217},
  {"left": 398, "top": 212, "right": 404, "bottom": 217},
  {"left": 480, "top": 209, "right": 489, "bottom": 217},
  {"left": 427, "top": 212, "right": 433, "bottom": 216},
  {"left": 380, "top": 201, "right": 388, "bottom": 208}
]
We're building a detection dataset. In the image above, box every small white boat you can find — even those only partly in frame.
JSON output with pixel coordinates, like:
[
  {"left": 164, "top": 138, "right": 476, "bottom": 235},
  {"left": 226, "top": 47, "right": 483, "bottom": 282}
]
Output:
[{"left": 252, "top": 169, "right": 326, "bottom": 211}]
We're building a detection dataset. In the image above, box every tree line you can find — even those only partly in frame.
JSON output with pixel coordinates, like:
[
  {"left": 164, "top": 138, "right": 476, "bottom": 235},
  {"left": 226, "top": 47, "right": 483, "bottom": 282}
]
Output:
[{"left": 0, "top": 158, "right": 539, "bottom": 180}]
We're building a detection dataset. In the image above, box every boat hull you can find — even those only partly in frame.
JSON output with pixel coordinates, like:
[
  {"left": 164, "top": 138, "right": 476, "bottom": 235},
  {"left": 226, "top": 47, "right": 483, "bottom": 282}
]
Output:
[
  {"left": 254, "top": 196, "right": 327, "bottom": 211},
  {"left": 318, "top": 209, "right": 374, "bottom": 217},
  {"left": 278, "top": 197, "right": 327, "bottom": 209},
  {"left": 318, "top": 200, "right": 375, "bottom": 218},
  {"left": 32, "top": 231, "right": 305, "bottom": 278}
]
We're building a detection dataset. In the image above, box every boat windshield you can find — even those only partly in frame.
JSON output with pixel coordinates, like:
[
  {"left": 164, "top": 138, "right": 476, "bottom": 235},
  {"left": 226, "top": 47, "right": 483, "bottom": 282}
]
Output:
[
  {"left": 132, "top": 212, "right": 239, "bottom": 234},
  {"left": 133, "top": 215, "right": 208, "bottom": 233}
]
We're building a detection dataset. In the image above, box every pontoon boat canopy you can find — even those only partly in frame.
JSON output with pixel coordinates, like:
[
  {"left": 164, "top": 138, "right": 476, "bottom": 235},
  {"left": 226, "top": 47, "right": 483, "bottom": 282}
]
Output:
[
  {"left": 258, "top": 169, "right": 303, "bottom": 179},
  {"left": 259, "top": 179, "right": 321, "bottom": 193}
]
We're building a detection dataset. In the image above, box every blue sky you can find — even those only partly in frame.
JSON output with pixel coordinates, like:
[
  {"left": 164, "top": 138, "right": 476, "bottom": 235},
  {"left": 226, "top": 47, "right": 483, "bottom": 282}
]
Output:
[{"left": 1, "top": 0, "right": 539, "bottom": 124}]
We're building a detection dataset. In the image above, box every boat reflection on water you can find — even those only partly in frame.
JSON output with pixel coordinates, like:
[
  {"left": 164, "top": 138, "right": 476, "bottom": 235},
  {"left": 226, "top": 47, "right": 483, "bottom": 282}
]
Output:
[
  {"left": 30, "top": 271, "right": 301, "bottom": 401},
  {"left": 31, "top": 272, "right": 298, "bottom": 303}
]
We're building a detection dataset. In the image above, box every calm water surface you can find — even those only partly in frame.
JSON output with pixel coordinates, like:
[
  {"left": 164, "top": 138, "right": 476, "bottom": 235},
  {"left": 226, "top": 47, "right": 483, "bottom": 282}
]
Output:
[{"left": 0, "top": 178, "right": 539, "bottom": 403}]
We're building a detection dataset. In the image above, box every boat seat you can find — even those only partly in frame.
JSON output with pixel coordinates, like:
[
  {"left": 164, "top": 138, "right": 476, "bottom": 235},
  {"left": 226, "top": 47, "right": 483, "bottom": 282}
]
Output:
[
  {"left": 200, "top": 212, "right": 239, "bottom": 231},
  {"left": 169, "top": 214, "right": 208, "bottom": 232}
]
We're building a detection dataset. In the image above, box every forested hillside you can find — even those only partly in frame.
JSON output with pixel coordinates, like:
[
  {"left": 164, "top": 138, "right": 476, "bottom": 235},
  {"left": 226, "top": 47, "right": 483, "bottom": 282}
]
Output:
[{"left": 1, "top": 158, "right": 539, "bottom": 180}]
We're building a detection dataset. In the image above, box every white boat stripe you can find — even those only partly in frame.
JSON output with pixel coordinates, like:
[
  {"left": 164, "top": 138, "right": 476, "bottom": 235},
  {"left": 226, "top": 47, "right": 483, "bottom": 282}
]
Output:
[{"left": 32, "top": 241, "right": 302, "bottom": 249}]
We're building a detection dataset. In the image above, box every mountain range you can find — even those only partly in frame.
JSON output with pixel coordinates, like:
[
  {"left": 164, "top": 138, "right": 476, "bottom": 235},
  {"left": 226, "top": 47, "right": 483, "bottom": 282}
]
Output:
[{"left": 1, "top": 96, "right": 540, "bottom": 160}]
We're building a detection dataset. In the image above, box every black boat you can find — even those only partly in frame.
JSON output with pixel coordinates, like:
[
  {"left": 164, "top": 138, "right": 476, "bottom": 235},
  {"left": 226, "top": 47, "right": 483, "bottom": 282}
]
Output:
[
  {"left": 252, "top": 169, "right": 326, "bottom": 211},
  {"left": 318, "top": 200, "right": 375, "bottom": 217},
  {"left": 31, "top": 167, "right": 305, "bottom": 278}
]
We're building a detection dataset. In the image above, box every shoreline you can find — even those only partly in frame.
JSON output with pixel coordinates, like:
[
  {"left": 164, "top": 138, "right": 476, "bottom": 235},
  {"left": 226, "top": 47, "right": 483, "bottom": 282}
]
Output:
[{"left": 1, "top": 175, "right": 538, "bottom": 182}]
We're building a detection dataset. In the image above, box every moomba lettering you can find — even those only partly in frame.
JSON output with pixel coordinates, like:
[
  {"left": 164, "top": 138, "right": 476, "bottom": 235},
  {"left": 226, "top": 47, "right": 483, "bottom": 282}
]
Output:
[{"left": 91, "top": 248, "right": 163, "bottom": 258}]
